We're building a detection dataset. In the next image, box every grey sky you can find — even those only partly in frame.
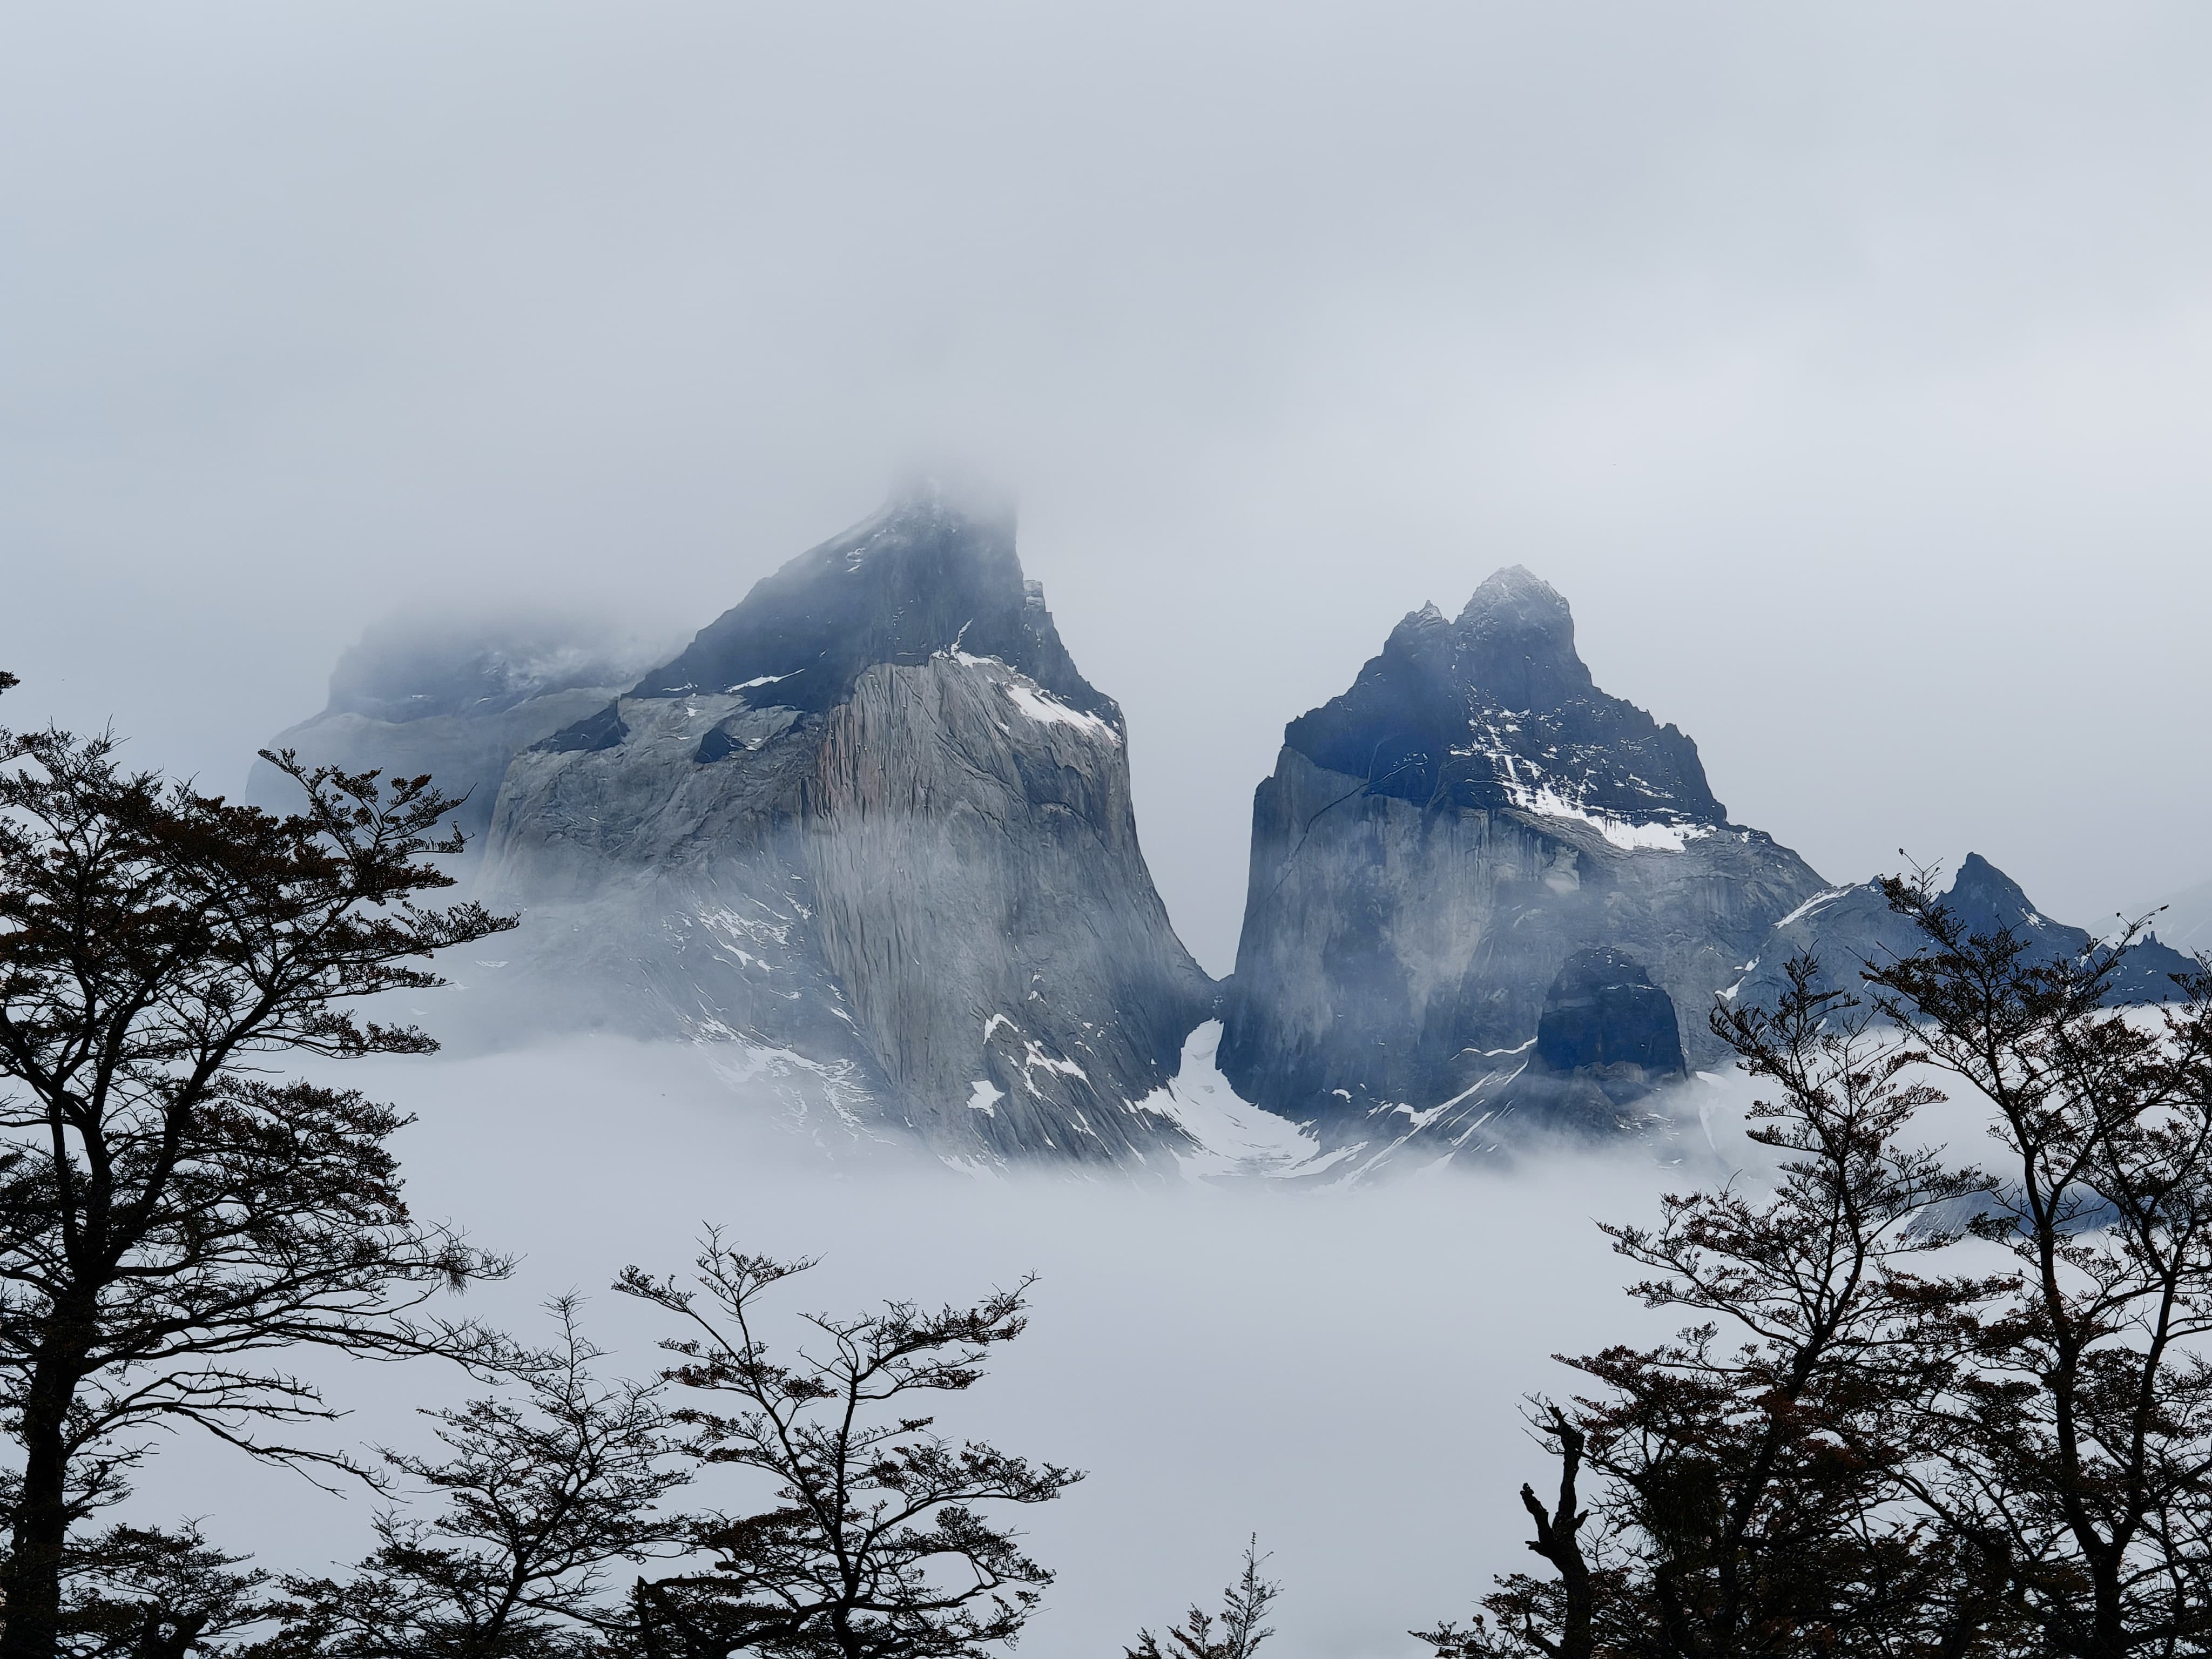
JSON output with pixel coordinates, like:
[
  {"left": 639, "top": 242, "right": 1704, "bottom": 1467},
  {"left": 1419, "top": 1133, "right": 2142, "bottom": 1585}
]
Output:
[{"left": 5, "top": 2, "right": 2210, "bottom": 973}]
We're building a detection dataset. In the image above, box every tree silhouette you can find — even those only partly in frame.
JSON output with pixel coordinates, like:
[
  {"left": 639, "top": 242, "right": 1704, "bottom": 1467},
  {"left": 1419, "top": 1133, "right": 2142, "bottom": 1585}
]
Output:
[
  {"left": 618, "top": 1239, "right": 1078, "bottom": 1659},
  {"left": 1124, "top": 1538, "right": 1280, "bottom": 1659},
  {"left": 265, "top": 1299, "right": 689, "bottom": 1659},
  {"left": 1868, "top": 872, "right": 2212, "bottom": 1655},
  {"left": 1424, "top": 957, "right": 2019, "bottom": 1656},
  {"left": 0, "top": 686, "right": 518, "bottom": 1659}
]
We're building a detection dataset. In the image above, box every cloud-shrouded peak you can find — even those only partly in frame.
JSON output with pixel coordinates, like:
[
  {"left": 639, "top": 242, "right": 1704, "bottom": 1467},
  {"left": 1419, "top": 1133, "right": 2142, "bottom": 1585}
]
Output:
[
  {"left": 622, "top": 483, "right": 1112, "bottom": 723},
  {"left": 879, "top": 466, "right": 1018, "bottom": 535},
  {"left": 319, "top": 608, "right": 663, "bottom": 725}
]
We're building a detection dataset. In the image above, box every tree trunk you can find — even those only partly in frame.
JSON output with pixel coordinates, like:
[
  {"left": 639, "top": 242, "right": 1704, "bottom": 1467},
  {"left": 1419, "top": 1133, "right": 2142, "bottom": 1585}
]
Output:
[
  {"left": 1520, "top": 1415, "right": 1596, "bottom": 1659},
  {"left": 2093, "top": 1558, "right": 2128, "bottom": 1659},
  {"left": 2, "top": 1365, "right": 79, "bottom": 1659}
]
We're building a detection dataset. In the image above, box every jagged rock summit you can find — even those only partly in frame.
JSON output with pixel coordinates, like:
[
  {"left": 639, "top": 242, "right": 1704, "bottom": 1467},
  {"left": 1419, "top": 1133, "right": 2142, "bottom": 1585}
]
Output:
[
  {"left": 475, "top": 484, "right": 1216, "bottom": 1166},
  {"left": 625, "top": 483, "right": 1110, "bottom": 721},
  {"left": 1219, "top": 566, "right": 1827, "bottom": 1167},
  {"left": 1728, "top": 852, "right": 2201, "bottom": 1017},
  {"left": 1278, "top": 568, "right": 1724, "bottom": 835}
]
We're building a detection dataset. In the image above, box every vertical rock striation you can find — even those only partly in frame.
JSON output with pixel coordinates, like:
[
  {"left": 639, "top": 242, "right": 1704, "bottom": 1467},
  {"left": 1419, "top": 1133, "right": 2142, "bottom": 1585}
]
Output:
[
  {"left": 1219, "top": 567, "right": 1827, "bottom": 1163},
  {"left": 475, "top": 484, "right": 1215, "bottom": 1165}
]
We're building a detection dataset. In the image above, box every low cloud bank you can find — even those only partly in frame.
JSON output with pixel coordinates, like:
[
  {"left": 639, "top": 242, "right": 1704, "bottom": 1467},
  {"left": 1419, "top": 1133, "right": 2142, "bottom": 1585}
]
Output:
[{"left": 123, "top": 1036, "right": 1751, "bottom": 1657}]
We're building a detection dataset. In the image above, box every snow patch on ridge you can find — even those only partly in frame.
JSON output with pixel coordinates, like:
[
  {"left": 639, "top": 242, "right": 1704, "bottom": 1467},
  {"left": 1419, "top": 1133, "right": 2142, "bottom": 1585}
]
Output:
[
  {"left": 1461, "top": 743, "right": 1715, "bottom": 852},
  {"left": 943, "top": 648, "right": 1120, "bottom": 745},
  {"left": 1771, "top": 884, "right": 1857, "bottom": 931},
  {"left": 1501, "top": 779, "right": 1714, "bottom": 852},
  {"left": 999, "top": 682, "right": 1120, "bottom": 744}
]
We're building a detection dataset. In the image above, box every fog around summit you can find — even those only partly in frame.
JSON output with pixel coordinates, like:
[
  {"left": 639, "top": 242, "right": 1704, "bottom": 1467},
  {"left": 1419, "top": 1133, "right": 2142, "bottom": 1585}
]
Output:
[
  {"left": 7, "top": 3, "right": 2212, "bottom": 970},
  {"left": 3, "top": 9, "right": 2210, "bottom": 1647}
]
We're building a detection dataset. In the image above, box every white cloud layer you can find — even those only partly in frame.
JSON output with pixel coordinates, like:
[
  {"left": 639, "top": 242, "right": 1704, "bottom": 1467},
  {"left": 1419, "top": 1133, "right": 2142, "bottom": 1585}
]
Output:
[{"left": 114, "top": 1034, "right": 1715, "bottom": 1658}]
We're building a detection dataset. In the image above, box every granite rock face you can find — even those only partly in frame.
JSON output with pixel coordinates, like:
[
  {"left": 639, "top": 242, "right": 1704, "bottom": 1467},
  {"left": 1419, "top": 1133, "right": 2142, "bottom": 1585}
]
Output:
[
  {"left": 244, "top": 613, "right": 655, "bottom": 882},
  {"left": 1535, "top": 947, "right": 1686, "bottom": 1082},
  {"left": 1503, "top": 948, "right": 1691, "bottom": 1134},
  {"left": 1727, "top": 852, "right": 2201, "bottom": 1017},
  {"left": 475, "top": 486, "right": 1215, "bottom": 1165},
  {"left": 1219, "top": 567, "right": 1826, "bottom": 1162}
]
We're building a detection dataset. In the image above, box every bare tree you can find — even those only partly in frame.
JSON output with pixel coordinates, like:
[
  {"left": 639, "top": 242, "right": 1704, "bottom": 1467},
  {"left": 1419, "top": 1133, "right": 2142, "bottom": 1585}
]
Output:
[
  {"left": 1425, "top": 960, "right": 2015, "bottom": 1657},
  {"left": 615, "top": 1239, "right": 1079, "bottom": 1659},
  {"left": 1414, "top": 1407, "right": 1597, "bottom": 1659},
  {"left": 0, "top": 693, "right": 518, "bottom": 1659},
  {"left": 1869, "top": 873, "right": 2212, "bottom": 1656},
  {"left": 1125, "top": 1538, "right": 1280, "bottom": 1659},
  {"left": 265, "top": 1299, "right": 689, "bottom": 1659}
]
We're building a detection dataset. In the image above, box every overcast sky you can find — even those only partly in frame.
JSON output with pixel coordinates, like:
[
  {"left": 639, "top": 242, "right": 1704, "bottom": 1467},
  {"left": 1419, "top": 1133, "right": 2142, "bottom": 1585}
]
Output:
[{"left": 5, "top": 2, "right": 2209, "bottom": 973}]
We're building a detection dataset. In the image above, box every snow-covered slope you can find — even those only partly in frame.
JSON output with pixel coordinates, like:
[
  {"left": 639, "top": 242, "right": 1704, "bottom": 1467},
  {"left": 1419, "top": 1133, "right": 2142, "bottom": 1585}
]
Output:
[{"left": 1128, "top": 1021, "right": 1340, "bottom": 1181}]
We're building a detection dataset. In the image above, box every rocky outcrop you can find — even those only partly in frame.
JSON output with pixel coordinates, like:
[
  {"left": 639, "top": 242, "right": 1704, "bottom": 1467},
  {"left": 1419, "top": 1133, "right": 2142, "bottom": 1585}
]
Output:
[
  {"left": 1465, "top": 948, "right": 1694, "bottom": 1138},
  {"left": 2149, "top": 876, "right": 2212, "bottom": 959},
  {"left": 1535, "top": 948, "right": 1686, "bottom": 1088},
  {"left": 1727, "top": 852, "right": 2200, "bottom": 1016},
  {"left": 474, "top": 485, "right": 1215, "bottom": 1166},
  {"left": 244, "top": 612, "right": 653, "bottom": 882},
  {"left": 1219, "top": 567, "right": 1826, "bottom": 1162}
]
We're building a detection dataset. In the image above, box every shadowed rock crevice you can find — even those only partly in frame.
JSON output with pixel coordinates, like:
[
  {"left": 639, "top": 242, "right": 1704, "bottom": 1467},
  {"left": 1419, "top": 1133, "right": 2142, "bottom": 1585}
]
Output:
[{"left": 1533, "top": 948, "right": 1685, "bottom": 1104}]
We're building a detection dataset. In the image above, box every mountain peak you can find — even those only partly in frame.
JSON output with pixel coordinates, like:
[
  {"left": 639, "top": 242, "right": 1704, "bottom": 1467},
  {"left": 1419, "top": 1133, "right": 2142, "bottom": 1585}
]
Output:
[
  {"left": 1458, "top": 564, "right": 1569, "bottom": 624},
  {"left": 878, "top": 469, "right": 1017, "bottom": 536},
  {"left": 1454, "top": 565, "right": 1591, "bottom": 711},
  {"left": 622, "top": 488, "right": 1111, "bottom": 721},
  {"left": 1952, "top": 851, "right": 2017, "bottom": 889},
  {"left": 1280, "top": 564, "right": 1721, "bottom": 827},
  {"left": 1946, "top": 853, "right": 2042, "bottom": 933},
  {"left": 1384, "top": 600, "right": 1451, "bottom": 646}
]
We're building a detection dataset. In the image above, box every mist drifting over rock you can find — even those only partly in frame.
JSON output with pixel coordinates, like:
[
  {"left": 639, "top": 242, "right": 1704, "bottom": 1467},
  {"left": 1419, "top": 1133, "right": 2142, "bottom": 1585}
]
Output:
[
  {"left": 247, "top": 498, "right": 2207, "bottom": 1181},
  {"left": 243, "top": 610, "right": 664, "bottom": 881},
  {"left": 1217, "top": 567, "right": 1828, "bottom": 1165},
  {"left": 474, "top": 483, "right": 1215, "bottom": 1166}
]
